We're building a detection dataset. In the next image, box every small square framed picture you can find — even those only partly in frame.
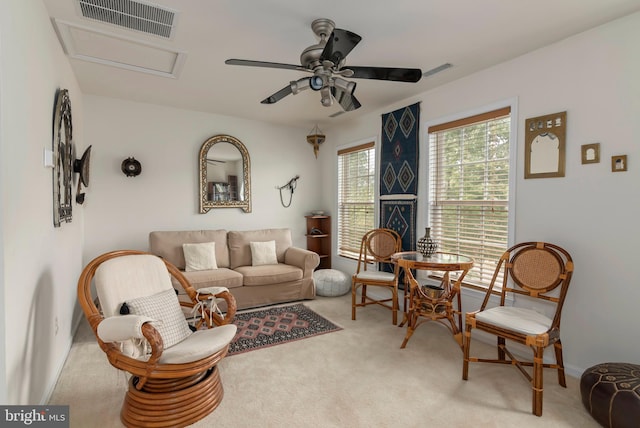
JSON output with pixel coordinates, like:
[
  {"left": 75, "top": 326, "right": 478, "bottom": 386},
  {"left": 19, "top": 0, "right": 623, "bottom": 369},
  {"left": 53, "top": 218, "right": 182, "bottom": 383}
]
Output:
[
  {"left": 581, "top": 143, "right": 600, "bottom": 164},
  {"left": 611, "top": 155, "right": 627, "bottom": 172}
]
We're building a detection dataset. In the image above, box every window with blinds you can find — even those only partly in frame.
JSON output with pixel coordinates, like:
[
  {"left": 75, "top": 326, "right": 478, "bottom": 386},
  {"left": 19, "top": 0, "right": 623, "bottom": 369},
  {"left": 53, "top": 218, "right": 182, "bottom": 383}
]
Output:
[
  {"left": 337, "top": 142, "right": 376, "bottom": 259},
  {"left": 428, "top": 107, "right": 511, "bottom": 288}
]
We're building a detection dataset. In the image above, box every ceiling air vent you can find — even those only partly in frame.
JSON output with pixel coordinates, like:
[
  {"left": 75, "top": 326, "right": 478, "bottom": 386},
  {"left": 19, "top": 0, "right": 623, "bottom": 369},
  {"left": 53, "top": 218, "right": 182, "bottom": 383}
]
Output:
[{"left": 77, "top": 0, "right": 178, "bottom": 39}]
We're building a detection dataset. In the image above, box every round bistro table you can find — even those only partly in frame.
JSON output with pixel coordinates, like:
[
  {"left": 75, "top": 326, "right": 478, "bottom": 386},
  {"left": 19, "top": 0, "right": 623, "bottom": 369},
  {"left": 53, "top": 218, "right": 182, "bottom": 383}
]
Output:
[{"left": 391, "top": 251, "right": 474, "bottom": 349}]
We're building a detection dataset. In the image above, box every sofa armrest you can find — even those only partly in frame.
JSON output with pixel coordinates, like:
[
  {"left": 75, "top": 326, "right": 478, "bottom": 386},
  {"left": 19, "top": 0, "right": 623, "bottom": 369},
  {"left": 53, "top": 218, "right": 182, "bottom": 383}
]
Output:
[{"left": 284, "top": 247, "right": 320, "bottom": 278}]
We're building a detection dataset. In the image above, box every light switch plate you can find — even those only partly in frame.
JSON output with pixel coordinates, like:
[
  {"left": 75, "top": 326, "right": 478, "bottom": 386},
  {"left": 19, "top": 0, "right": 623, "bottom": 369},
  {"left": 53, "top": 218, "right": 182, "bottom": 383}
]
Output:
[{"left": 44, "top": 148, "right": 54, "bottom": 168}]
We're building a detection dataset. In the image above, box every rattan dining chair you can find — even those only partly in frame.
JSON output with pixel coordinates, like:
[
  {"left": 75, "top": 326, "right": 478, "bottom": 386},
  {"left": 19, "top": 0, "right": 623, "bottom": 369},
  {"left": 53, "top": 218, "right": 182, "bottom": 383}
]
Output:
[
  {"left": 351, "top": 228, "right": 402, "bottom": 324},
  {"left": 77, "top": 250, "right": 238, "bottom": 428},
  {"left": 462, "top": 242, "right": 574, "bottom": 416}
]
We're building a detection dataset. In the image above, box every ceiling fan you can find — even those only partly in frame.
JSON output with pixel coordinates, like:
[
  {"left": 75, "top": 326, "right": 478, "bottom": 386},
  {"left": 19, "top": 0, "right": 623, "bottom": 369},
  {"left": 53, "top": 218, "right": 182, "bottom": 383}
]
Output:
[{"left": 225, "top": 18, "right": 422, "bottom": 112}]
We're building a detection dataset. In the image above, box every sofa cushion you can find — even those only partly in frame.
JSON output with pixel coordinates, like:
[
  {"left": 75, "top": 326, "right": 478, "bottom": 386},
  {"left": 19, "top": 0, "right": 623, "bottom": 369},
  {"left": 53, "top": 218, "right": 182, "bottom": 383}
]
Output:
[
  {"left": 250, "top": 240, "right": 278, "bottom": 266},
  {"left": 183, "top": 242, "right": 218, "bottom": 271},
  {"left": 235, "top": 264, "right": 302, "bottom": 286},
  {"left": 149, "top": 230, "right": 229, "bottom": 269},
  {"left": 182, "top": 268, "right": 244, "bottom": 289},
  {"left": 228, "top": 228, "right": 292, "bottom": 269}
]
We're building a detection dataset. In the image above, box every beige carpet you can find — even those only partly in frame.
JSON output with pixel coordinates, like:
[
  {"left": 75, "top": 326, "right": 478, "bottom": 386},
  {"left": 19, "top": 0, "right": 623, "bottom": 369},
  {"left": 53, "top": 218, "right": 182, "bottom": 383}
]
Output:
[{"left": 49, "top": 293, "right": 598, "bottom": 427}]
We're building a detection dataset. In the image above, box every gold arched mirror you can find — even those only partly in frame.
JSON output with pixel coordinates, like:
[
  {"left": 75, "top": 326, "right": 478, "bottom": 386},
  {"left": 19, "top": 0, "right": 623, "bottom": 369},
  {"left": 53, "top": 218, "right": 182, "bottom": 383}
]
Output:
[{"left": 199, "top": 135, "right": 251, "bottom": 213}]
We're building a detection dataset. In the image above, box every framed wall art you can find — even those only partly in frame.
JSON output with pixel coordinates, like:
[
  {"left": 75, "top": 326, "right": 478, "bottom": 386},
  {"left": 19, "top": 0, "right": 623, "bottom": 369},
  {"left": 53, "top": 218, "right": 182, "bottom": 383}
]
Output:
[
  {"left": 581, "top": 143, "right": 600, "bottom": 164},
  {"left": 611, "top": 155, "right": 627, "bottom": 172},
  {"left": 52, "top": 88, "right": 74, "bottom": 227},
  {"left": 524, "top": 111, "right": 566, "bottom": 179}
]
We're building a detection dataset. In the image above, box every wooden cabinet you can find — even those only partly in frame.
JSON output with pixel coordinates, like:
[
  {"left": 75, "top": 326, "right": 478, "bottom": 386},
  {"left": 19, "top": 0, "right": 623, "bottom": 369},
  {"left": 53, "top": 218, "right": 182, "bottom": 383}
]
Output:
[{"left": 305, "top": 215, "right": 331, "bottom": 270}]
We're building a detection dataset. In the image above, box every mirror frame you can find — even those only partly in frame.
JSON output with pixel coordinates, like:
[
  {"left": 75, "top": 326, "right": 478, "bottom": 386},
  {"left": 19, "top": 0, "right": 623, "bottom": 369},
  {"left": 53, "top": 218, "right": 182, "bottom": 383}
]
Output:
[
  {"left": 524, "top": 111, "right": 566, "bottom": 179},
  {"left": 199, "top": 134, "right": 251, "bottom": 213}
]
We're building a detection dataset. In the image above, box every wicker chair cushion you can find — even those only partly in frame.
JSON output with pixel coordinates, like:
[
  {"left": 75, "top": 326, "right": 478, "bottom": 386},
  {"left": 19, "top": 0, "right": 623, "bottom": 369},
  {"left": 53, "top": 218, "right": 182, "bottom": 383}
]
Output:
[
  {"left": 354, "top": 271, "right": 396, "bottom": 281},
  {"left": 95, "top": 254, "right": 192, "bottom": 358},
  {"left": 95, "top": 254, "right": 174, "bottom": 317},
  {"left": 475, "top": 306, "right": 552, "bottom": 335},
  {"left": 159, "top": 324, "right": 237, "bottom": 364}
]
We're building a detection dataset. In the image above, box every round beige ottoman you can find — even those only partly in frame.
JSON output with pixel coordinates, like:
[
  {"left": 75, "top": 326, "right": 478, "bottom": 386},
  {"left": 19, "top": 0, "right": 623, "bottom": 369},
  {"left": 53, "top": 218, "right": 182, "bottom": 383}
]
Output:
[{"left": 314, "top": 269, "right": 350, "bottom": 297}]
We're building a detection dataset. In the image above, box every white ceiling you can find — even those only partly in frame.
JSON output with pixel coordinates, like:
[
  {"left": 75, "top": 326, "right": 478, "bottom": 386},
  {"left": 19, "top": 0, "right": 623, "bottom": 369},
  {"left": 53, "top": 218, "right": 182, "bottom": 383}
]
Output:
[{"left": 42, "top": 0, "right": 640, "bottom": 128}]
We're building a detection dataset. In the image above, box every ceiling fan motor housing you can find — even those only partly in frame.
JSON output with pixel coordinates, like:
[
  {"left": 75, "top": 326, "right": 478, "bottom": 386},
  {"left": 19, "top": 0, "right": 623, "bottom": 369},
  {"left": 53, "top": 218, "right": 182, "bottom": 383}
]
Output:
[{"left": 300, "top": 18, "right": 335, "bottom": 70}]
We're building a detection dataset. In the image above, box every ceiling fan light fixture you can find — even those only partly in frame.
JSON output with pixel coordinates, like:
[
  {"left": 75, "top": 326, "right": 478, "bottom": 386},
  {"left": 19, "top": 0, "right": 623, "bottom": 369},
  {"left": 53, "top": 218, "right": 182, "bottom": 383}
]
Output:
[
  {"left": 320, "top": 87, "right": 332, "bottom": 107},
  {"left": 290, "top": 77, "right": 310, "bottom": 94},
  {"left": 310, "top": 75, "right": 325, "bottom": 91}
]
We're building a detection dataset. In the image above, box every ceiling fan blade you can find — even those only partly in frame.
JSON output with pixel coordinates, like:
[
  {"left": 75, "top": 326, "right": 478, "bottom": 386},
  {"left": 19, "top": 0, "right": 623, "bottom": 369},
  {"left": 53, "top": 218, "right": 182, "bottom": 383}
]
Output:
[
  {"left": 347, "top": 66, "right": 422, "bottom": 82},
  {"left": 320, "top": 29, "right": 362, "bottom": 65},
  {"left": 261, "top": 85, "right": 294, "bottom": 104},
  {"left": 331, "top": 86, "right": 361, "bottom": 112},
  {"left": 225, "top": 59, "right": 307, "bottom": 72}
]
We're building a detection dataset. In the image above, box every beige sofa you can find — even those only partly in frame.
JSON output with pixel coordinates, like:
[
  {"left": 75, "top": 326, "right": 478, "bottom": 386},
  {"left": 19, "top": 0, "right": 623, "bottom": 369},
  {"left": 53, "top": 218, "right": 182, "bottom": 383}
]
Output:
[{"left": 149, "top": 228, "right": 319, "bottom": 309}]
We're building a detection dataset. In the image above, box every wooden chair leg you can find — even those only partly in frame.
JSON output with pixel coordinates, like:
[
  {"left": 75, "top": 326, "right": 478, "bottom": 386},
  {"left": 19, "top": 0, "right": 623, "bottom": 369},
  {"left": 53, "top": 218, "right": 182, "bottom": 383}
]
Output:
[
  {"left": 533, "top": 347, "right": 544, "bottom": 416},
  {"left": 497, "top": 336, "right": 506, "bottom": 360},
  {"left": 351, "top": 280, "right": 357, "bottom": 320},
  {"left": 462, "top": 323, "right": 472, "bottom": 380},
  {"left": 361, "top": 284, "right": 367, "bottom": 304},
  {"left": 391, "top": 288, "right": 398, "bottom": 325},
  {"left": 554, "top": 340, "right": 567, "bottom": 387}
]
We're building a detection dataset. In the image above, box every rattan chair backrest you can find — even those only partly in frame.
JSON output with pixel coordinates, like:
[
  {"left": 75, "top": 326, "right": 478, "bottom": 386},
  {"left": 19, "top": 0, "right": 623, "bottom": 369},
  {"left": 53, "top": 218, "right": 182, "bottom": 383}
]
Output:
[
  {"left": 501, "top": 242, "right": 573, "bottom": 305},
  {"left": 355, "top": 228, "right": 402, "bottom": 272},
  {"left": 363, "top": 228, "right": 401, "bottom": 262}
]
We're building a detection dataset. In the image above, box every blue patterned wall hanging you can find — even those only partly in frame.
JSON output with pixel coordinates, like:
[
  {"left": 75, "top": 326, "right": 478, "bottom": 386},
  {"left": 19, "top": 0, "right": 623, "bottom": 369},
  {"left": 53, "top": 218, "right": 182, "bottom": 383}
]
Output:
[
  {"left": 379, "top": 103, "right": 420, "bottom": 254},
  {"left": 380, "top": 199, "right": 417, "bottom": 252},
  {"left": 380, "top": 103, "right": 420, "bottom": 197}
]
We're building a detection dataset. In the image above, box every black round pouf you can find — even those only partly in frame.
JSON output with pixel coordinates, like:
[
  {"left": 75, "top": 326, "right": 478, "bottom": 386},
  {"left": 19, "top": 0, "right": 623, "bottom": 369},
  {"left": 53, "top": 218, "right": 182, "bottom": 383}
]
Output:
[{"left": 580, "top": 362, "right": 640, "bottom": 428}]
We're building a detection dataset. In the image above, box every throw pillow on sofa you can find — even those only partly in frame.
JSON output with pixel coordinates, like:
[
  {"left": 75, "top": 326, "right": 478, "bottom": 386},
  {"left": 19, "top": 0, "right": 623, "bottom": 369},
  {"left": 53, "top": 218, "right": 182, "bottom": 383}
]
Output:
[
  {"left": 183, "top": 241, "right": 218, "bottom": 271},
  {"left": 250, "top": 240, "right": 278, "bottom": 266}
]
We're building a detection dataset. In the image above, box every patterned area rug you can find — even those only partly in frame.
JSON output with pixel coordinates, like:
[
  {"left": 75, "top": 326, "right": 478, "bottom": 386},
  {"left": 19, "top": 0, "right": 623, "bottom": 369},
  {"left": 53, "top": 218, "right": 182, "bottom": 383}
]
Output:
[{"left": 227, "top": 303, "right": 342, "bottom": 356}]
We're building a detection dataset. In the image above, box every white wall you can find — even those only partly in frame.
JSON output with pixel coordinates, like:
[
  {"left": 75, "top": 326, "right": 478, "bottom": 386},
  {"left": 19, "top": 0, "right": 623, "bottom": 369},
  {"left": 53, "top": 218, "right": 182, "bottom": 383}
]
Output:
[
  {"left": 323, "top": 12, "right": 640, "bottom": 375},
  {"left": 82, "top": 96, "right": 324, "bottom": 262},
  {"left": 0, "top": 0, "right": 85, "bottom": 404}
]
